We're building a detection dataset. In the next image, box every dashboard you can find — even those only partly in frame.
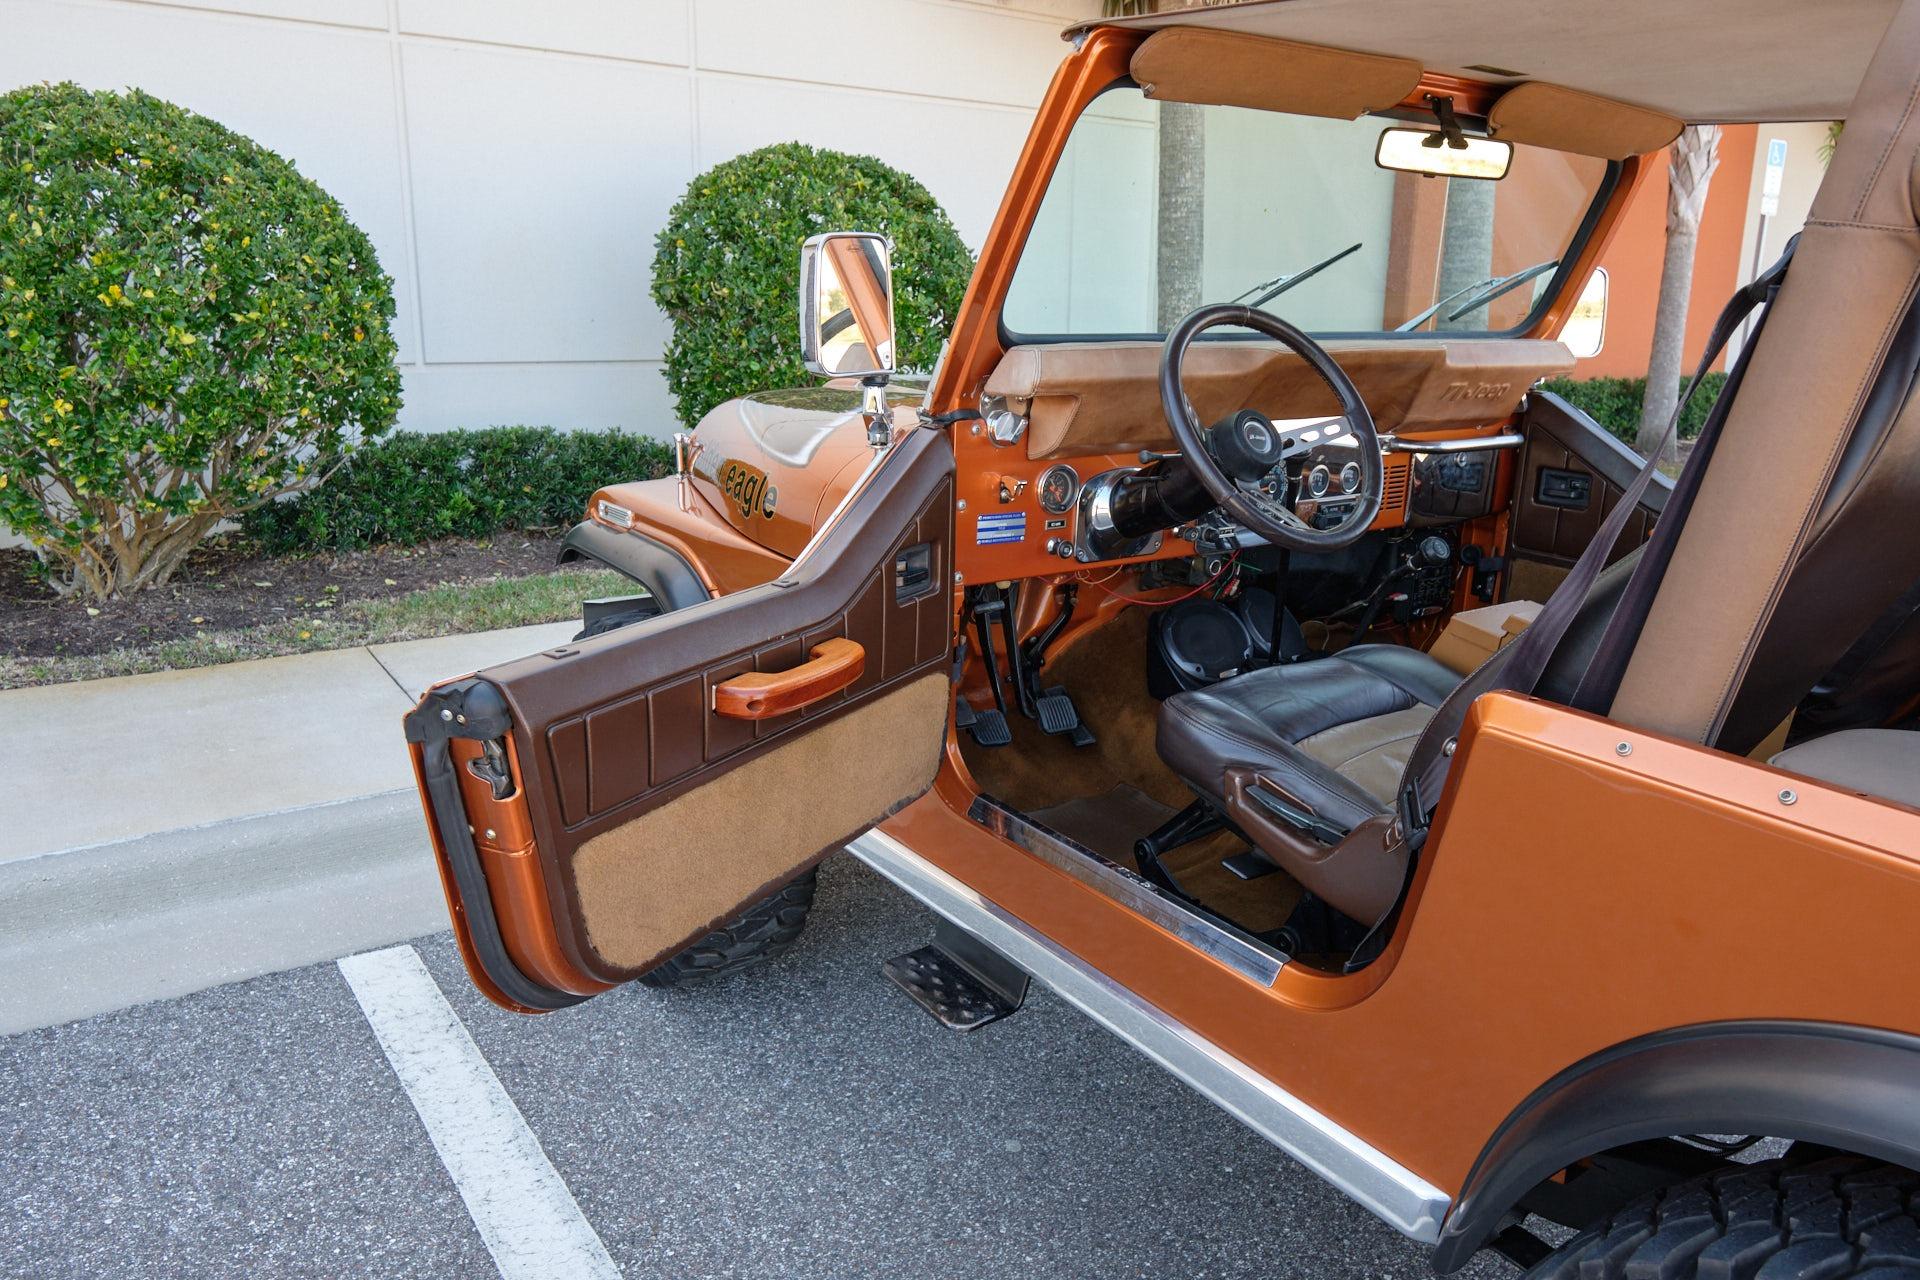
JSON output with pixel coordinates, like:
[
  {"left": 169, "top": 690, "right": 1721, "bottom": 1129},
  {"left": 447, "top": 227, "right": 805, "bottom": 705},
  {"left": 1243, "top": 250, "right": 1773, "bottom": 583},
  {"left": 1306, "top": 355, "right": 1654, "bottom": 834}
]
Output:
[{"left": 953, "top": 426, "right": 1521, "bottom": 581}]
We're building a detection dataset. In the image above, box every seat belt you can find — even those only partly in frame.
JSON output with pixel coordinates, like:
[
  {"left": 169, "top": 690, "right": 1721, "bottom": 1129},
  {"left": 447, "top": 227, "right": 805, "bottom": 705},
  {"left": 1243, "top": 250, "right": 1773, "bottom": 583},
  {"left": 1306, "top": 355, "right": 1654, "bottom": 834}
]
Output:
[
  {"left": 1396, "top": 239, "right": 1799, "bottom": 832},
  {"left": 1567, "top": 237, "right": 1800, "bottom": 717}
]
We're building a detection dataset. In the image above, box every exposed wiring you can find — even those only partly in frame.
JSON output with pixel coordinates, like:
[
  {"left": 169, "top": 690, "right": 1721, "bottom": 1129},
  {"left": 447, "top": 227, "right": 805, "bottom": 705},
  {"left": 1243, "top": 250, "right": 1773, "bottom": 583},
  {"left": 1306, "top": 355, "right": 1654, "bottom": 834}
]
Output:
[{"left": 1083, "top": 554, "right": 1240, "bottom": 607}]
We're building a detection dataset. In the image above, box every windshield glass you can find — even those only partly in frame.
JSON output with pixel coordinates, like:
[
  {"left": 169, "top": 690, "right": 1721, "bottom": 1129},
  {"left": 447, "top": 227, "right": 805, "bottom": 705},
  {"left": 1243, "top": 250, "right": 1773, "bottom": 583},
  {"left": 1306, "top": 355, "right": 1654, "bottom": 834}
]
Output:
[{"left": 1003, "top": 87, "right": 1613, "bottom": 338}]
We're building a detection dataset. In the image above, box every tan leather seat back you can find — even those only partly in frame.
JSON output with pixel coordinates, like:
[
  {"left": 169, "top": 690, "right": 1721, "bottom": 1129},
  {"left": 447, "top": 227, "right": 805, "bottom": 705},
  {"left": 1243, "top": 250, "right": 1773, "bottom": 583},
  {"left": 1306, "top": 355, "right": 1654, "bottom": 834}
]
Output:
[{"left": 1611, "top": 0, "right": 1920, "bottom": 750}]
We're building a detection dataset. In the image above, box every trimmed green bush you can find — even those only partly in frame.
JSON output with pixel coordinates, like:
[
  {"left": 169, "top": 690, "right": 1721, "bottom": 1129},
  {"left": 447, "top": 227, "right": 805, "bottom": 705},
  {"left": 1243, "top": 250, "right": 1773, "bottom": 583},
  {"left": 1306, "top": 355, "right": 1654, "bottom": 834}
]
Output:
[
  {"left": 242, "top": 426, "right": 674, "bottom": 554},
  {"left": 1541, "top": 374, "right": 1730, "bottom": 444},
  {"left": 0, "top": 83, "right": 401, "bottom": 598},
  {"left": 652, "top": 142, "right": 974, "bottom": 427}
]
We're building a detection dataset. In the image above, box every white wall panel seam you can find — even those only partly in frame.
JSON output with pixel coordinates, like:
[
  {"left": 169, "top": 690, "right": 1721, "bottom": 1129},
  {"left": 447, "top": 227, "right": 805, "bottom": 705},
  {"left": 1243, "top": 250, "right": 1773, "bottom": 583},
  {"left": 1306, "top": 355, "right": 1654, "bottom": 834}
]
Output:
[{"left": 385, "top": 0, "right": 430, "bottom": 365}]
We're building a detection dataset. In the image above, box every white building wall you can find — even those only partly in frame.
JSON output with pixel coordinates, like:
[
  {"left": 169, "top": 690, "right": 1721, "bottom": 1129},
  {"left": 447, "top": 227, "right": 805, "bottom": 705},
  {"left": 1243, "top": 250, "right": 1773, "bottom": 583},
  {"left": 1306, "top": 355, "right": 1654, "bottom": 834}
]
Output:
[{"left": 0, "top": 0, "right": 1098, "bottom": 437}]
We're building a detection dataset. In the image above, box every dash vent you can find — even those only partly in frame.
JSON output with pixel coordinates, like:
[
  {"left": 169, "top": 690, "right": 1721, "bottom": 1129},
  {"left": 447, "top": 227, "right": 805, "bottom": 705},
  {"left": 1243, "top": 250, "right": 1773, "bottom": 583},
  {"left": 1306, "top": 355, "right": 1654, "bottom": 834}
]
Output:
[{"left": 1381, "top": 458, "right": 1412, "bottom": 515}]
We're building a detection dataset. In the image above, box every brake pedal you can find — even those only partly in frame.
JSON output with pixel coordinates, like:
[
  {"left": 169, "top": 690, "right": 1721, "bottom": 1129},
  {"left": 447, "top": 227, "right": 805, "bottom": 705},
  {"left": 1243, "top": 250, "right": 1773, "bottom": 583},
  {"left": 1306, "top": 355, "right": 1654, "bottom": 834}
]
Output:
[{"left": 883, "top": 921, "right": 1029, "bottom": 1031}]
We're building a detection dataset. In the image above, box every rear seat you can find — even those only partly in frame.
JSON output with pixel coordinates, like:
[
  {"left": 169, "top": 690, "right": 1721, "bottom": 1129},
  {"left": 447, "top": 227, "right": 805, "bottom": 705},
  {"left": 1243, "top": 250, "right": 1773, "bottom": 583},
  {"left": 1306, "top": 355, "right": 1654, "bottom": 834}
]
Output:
[{"left": 1769, "top": 729, "right": 1920, "bottom": 809}]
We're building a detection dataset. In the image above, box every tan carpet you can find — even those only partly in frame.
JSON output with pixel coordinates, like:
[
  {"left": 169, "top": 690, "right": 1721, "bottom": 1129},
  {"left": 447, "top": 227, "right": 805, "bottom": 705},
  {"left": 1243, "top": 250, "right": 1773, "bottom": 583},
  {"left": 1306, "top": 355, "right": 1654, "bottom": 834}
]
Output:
[{"left": 961, "top": 610, "right": 1301, "bottom": 934}]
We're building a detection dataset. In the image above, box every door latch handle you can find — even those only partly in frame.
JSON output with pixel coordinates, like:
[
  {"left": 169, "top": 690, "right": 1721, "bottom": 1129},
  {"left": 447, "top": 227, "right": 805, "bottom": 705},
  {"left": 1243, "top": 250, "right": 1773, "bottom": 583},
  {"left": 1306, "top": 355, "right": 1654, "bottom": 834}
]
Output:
[{"left": 465, "top": 737, "right": 516, "bottom": 800}]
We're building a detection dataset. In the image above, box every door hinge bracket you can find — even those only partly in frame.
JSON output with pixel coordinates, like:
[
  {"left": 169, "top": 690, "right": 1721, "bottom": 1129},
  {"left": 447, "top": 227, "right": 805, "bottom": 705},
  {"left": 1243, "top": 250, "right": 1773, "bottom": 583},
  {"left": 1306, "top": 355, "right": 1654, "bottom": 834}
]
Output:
[{"left": 403, "top": 677, "right": 513, "bottom": 746}]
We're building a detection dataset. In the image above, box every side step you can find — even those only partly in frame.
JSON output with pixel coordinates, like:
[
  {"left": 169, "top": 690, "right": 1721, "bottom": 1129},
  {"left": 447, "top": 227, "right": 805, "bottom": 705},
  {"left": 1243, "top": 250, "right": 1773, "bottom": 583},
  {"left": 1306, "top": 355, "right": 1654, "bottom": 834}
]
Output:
[{"left": 882, "top": 919, "right": 1030, "bottom": 1031}]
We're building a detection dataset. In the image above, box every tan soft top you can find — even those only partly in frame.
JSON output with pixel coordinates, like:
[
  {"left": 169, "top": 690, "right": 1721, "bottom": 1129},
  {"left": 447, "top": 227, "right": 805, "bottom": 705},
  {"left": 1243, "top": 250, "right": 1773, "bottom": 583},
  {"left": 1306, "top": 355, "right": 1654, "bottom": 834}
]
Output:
[
  {"left": 1129, "top": 25, "right": 1682, "bottom": 159},
  {"left": 1082, "top": 0, "right": 1897, "bottom": 124}
]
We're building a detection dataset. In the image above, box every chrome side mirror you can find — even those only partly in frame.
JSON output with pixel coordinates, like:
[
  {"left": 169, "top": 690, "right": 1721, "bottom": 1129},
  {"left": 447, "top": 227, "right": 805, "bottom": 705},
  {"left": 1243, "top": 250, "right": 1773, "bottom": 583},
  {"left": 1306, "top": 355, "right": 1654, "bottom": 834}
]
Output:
[
  {"left": 1560, "top": 268, "right": 1608, "bottom": 359},
  {"left": 799, "top": 232, "right": 896, "bottom": 380}
]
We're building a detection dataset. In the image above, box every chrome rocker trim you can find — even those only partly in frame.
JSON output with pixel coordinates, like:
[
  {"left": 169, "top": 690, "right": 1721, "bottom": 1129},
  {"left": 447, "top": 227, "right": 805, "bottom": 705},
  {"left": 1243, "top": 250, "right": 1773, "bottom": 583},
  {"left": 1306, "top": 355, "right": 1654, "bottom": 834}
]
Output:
[
  {"left": 846, "top": 827, "right": 1452, "bottom": 1243},
  {"left": 968, "top": 793, "right": 1283, "bottom": 987}
]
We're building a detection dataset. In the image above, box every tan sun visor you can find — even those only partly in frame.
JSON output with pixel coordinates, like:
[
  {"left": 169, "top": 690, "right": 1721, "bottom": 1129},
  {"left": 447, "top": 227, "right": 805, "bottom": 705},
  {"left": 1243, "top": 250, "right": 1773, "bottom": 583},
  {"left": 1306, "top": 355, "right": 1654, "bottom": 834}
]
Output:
[
  {"left": 1487, "top": 82, "right": 1683, "bottom": 160},
  {"left": 1130, "top": 27, "right": 1422, "bottom": 121}
]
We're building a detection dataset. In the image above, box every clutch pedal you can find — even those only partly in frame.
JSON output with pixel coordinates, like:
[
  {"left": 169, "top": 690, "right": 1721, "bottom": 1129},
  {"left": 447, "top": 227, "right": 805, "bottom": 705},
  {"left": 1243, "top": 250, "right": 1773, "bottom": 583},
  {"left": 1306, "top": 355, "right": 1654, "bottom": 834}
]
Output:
[
  {"left": 883, "top": 921, "right": 1029, "bottom": 1031},
  {"left": 955, "top": 698, "right": 1011, "bottom": 748}
]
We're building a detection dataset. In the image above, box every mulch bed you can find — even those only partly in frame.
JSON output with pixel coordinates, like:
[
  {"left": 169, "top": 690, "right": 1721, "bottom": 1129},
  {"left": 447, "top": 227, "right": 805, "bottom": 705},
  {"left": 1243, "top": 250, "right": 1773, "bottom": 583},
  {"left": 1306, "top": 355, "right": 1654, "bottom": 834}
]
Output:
[{"left": 1, "top": 532, "right": 568, "bottom": 659}]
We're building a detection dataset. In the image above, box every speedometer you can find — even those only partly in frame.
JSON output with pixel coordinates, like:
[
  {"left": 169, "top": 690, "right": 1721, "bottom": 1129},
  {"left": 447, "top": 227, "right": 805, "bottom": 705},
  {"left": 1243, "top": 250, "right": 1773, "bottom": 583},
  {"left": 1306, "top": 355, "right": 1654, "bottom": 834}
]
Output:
[{"left": 1037, "top": 464, "right": 1079, "bottom": 514}]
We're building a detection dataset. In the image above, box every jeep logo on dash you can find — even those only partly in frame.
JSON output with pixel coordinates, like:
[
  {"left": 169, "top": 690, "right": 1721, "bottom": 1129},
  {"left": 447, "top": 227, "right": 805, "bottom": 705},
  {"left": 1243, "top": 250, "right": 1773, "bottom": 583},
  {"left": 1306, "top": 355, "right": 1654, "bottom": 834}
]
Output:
[
  {"left": 1440, "top": 381, "right": 1514, "bottom": 403},
  {"left": 716, "top": 459, "right": 777, "bottom": 520}
]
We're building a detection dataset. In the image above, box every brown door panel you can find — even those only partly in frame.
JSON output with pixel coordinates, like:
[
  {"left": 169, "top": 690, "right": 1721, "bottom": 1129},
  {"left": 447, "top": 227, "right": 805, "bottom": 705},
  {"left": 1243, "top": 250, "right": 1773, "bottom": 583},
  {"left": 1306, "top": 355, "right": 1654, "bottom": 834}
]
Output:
[
  {"left": 1508, "top": 391, "right": 1672, "bottom": 599},
  {"left": 409, "top": 430, "right": 956, "bottom": 1005}
]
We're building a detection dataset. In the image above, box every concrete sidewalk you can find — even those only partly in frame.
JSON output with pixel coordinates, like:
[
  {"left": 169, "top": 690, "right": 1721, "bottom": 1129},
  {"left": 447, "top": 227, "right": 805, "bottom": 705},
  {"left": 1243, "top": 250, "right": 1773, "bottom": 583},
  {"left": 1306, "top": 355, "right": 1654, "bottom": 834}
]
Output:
[{"left": 0, "top": 622, "right": 574, "bottom": 1033}]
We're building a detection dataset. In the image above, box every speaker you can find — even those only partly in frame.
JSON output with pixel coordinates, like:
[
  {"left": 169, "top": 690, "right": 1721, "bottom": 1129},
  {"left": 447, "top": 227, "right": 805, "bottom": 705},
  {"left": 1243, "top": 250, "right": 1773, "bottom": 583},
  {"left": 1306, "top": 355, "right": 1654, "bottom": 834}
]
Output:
[
  {"left": 1235, "top": 587, "right": 1309, "bottom": 663},
  {"left": 1147, "top": 600, "right": 1256, "bottom": 699}
]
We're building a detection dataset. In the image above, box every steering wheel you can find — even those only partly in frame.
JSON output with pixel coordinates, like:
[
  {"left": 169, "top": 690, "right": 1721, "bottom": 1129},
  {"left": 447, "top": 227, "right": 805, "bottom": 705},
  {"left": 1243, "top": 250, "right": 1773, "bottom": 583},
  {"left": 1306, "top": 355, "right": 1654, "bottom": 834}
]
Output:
[{"left": 1159, "top": 303, "right": 1382, "bottom": 552}]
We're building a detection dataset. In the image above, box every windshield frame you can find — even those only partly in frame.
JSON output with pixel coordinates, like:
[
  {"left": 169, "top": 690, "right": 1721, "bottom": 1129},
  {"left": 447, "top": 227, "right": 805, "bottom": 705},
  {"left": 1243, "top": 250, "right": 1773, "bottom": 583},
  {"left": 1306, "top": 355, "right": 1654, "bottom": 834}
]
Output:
[{"left": 995, "top": 78, "right": 1624, "bottom": 348}]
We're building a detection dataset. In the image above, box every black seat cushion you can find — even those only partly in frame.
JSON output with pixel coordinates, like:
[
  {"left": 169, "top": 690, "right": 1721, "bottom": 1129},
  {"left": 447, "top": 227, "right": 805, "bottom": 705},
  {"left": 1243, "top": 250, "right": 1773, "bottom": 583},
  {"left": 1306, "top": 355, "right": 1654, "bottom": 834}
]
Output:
[{"left": 1157, "top": 645, "right": 1461, "bottom": 834}]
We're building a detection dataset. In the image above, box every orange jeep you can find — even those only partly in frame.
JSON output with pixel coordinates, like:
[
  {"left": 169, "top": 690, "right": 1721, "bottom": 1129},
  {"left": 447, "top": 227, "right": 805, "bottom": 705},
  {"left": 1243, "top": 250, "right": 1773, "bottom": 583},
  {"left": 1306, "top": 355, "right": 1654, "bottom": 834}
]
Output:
[{"left": 403, "top": 3, "right": 1920, "bottom": 1274}]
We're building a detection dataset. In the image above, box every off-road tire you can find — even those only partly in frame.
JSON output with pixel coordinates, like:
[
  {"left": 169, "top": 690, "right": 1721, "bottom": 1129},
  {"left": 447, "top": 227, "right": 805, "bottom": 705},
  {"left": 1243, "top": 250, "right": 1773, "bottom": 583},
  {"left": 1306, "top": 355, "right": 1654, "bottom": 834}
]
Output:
[
  {"left": 1525, "top": 1154, "right": 1920, "bottom": 1278},
  {"left": 636, "top": 868, "right": 818, "bottom": 988}
]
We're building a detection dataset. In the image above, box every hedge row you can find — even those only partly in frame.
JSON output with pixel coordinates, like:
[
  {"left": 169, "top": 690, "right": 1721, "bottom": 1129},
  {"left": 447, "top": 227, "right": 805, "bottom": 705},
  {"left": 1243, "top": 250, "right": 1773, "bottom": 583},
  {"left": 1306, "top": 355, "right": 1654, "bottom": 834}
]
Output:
[
  {"left": 651, "top": 142, "right": 974, "bottom": 427},
  {"left": 242, "top": 427, "right": 673, "bottom": 554},
  {"left": 1540, "top": 374, "right": 1730, "bottom": 444}
]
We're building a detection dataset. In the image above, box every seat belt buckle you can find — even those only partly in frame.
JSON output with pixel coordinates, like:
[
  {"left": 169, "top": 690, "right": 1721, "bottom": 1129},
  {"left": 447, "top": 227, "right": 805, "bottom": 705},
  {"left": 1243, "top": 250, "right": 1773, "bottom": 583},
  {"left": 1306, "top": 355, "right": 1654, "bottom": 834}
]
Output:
[{"left": 1394, "top": 783, "right": 1431, "bottom": 850}]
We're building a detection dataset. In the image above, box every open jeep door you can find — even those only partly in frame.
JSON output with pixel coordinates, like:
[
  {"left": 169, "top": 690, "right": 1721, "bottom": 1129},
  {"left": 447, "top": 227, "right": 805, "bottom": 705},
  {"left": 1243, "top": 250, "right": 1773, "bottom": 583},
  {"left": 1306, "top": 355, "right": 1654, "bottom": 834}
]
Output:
[{"left": 403, "top": 429, "right": 954, "bottom": 1012}]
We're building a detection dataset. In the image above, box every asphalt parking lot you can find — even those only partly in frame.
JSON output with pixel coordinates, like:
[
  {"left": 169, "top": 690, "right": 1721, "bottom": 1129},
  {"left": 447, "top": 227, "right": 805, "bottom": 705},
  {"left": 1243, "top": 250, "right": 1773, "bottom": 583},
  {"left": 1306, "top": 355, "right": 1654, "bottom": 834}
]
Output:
[{"left": 1, "top": 856, "right": 1509, "bottom": 1280}]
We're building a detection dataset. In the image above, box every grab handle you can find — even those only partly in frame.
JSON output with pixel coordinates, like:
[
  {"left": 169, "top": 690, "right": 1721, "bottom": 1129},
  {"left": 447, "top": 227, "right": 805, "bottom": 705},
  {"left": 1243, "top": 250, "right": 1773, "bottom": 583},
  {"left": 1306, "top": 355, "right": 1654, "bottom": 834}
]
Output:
[{"left": 712, "top": 638, "right": 865, "bottom": 720}]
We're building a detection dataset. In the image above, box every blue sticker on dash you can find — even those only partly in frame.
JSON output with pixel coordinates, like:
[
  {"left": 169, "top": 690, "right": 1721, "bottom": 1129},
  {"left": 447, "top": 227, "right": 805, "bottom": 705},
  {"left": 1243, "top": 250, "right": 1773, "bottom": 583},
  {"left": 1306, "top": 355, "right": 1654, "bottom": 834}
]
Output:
[{"left": 974, "top": 512, "right": 1027, "bottom": 546}]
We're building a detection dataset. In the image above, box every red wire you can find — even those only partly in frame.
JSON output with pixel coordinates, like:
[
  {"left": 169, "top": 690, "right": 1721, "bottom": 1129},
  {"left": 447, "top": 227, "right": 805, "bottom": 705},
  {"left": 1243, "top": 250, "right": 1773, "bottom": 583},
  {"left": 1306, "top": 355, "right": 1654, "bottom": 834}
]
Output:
[{"left": 1082, "top": 553, "right": 1239, "bottom": 607}]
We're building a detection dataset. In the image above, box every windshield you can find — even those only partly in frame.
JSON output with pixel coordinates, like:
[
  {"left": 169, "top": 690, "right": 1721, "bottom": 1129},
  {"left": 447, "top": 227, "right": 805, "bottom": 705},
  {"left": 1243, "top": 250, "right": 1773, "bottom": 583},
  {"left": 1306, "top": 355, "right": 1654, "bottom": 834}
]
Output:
[{"left": 1002, "top": 87, "right": 1613, "bottom": 339}]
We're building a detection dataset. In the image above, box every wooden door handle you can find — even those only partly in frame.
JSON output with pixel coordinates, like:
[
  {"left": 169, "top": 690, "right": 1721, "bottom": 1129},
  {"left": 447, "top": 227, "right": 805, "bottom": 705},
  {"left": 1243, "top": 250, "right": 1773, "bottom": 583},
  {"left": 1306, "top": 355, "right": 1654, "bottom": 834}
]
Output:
[{"left": 713, "top": 638, "right": 865, "bottom": 720}]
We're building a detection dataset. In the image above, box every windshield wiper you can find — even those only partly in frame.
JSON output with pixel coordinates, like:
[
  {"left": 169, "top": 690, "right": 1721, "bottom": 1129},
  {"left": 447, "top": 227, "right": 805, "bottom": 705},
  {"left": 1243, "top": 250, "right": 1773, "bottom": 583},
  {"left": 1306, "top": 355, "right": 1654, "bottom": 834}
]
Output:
[
  {"left": 1230, "top": 243, "right": 1363, "bottom": 310},
  {"left": 1394, "top": 257, "right": 1559, "bottom": 332}
]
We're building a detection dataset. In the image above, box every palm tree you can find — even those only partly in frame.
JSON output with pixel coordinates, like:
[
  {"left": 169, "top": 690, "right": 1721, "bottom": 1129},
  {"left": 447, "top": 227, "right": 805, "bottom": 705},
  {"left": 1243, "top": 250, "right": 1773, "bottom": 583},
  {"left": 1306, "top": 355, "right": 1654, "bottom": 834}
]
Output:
[
  {"left": 1634, "top": 125, "right": 1722, "bottom": 460},
  {"left": 1155, "top": 101, "right": 1207, "bottom": 328},
  {"left": 1434, "top": 179, "right": 1497, "bottom": 332},
  {"left": 1105, "top": 0, "right": 1206, "bottom": 327}
]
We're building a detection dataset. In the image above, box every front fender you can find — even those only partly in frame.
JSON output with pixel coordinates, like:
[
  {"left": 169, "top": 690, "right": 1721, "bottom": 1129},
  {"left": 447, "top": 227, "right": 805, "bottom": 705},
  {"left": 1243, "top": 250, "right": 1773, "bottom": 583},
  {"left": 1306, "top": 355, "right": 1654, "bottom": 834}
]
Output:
[
  {"left": 557, "top": 521, "right": 712, "bottom": 613},
  {"left": 1432, "top": 1020, "right": 1920, "bottom": 1272}
]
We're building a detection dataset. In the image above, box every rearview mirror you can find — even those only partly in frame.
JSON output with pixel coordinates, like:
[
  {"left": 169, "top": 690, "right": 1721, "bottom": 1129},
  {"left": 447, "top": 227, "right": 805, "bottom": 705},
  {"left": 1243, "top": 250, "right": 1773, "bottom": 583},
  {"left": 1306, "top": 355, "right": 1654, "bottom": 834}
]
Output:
[
  {"left": 1375, "top": 127, "right": 1513, "bottom": 180},
  {"left": 799, "top": 232, "right": 895, "bottom": 379}
]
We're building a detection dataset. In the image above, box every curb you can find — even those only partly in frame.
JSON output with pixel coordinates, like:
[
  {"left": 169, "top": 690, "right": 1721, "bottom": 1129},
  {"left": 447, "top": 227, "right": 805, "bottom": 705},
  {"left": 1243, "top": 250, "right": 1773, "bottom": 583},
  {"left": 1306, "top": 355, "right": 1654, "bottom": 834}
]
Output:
[{"left": 0, "top": 790, "right": 447, "bottom": 1035}]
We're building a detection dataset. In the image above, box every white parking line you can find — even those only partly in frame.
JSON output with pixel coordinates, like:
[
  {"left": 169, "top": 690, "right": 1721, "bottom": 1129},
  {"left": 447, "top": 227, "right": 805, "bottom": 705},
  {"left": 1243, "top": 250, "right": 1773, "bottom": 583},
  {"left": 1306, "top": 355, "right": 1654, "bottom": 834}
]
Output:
[{"left": 338, "top": 945, "right": 621, "bottom": 1280}]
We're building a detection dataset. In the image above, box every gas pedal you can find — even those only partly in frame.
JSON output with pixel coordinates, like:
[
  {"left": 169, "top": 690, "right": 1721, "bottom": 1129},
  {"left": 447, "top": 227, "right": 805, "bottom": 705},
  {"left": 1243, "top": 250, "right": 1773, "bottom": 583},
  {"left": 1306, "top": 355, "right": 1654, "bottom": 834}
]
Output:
[
  {"left": 882, "top": 922, "right": 1029, "bottom": 1031},
  {"left": 1035, "top": 685, "right": 1094, "bottom": 746},
  {"left": 956, "top": 699, "right": 1011, "bottom": 747}
]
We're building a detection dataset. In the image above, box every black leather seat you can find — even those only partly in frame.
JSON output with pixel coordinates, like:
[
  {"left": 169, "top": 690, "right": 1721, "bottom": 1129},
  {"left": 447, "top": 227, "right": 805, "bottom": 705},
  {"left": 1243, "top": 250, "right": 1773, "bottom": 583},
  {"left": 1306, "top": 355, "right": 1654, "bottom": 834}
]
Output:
[
  {"left": 1158, "top": 645, "right": 1458, "bottom": 834},
  {"left": 1155, "top": 551, "right": 1643, "bottom": 919}
]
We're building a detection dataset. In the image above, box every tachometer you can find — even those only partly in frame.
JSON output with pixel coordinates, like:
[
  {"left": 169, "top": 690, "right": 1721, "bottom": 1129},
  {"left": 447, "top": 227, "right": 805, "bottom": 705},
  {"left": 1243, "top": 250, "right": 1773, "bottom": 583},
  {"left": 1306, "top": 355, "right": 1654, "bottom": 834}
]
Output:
[{"left": 1038, "top": 464, "right": 1079, "bottom": 514}]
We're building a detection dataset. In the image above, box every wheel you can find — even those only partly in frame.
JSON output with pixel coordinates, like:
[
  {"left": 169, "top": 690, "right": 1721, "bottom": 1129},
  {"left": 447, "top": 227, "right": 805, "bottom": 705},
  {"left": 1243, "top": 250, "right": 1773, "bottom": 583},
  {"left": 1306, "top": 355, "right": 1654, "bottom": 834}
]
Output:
[
  {"left": 636, "top": 868, "right": 818, "bottom": 988},
  {"left": 1526, "top": 1155, "right": 1920, "bottom": 1279}
]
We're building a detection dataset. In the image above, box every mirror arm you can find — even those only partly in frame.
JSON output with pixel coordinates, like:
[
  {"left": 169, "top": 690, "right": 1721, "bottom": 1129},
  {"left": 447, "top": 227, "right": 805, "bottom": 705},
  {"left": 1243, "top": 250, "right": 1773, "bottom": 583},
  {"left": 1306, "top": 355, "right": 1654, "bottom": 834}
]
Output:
[
  {"left": 1423, "top": 94, "right": 1469, "bottom": 150},
  {"left": 861, "top": 373, "right": 892, "bottom": 449}
]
